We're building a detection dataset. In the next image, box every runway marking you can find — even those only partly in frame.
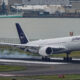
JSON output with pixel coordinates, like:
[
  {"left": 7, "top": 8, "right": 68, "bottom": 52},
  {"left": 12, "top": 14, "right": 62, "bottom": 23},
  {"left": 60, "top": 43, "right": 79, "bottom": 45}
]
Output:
[
  {"left": 0, "top": 59, "right": 67, "bottom": 65},
  {"left": 51, "top": 57, "right": 80, "bottom": 61},
  {"left": 0, "top": 74, "right": 15, "bottom": 77},
  {"left": 0, "top": 73, "right": 24, "bottom": 77},
  {"left": 73, "top": 58, "right": 80, "bottom": 60}
]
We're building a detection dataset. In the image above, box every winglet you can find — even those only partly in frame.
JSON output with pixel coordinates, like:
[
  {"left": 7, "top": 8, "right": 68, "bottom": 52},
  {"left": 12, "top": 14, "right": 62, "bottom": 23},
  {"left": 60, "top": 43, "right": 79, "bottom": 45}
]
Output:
[{"left": 16, "top": 23, "right": 29, "bottom": 44}]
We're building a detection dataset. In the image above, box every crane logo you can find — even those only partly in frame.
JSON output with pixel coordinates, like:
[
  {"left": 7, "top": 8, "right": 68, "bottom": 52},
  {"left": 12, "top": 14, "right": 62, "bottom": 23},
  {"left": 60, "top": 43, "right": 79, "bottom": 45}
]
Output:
[{"left": 20, "top": 33, "right": 24, "bottom": 39}]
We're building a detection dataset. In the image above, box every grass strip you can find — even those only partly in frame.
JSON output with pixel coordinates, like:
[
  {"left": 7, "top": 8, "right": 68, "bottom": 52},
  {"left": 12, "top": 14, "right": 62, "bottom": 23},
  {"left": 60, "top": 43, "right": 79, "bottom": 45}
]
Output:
[
  {"left": 0, "top": 74, "right": 80, "bottom": 80},
  {"left": 0, "top": 65, "right": 26, "bottom": 72}
]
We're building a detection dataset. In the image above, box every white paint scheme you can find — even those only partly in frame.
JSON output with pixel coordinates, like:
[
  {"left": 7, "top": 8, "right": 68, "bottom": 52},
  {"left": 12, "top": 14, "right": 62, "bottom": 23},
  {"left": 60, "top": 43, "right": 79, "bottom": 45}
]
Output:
[
  {"left": 0, "top": 35, "right": 80, "bottom": 57},
  {"left": 26, "top": 36, "right": 80, "bottom": 56},
  {"left": 0, "top": 23, "right": 80, "bottom": 58}
]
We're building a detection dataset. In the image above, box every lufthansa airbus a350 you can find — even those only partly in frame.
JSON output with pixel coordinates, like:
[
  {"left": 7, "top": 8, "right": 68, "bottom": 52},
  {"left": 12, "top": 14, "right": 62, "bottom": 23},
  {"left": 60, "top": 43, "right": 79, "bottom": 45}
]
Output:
[{"left": 0, "top": 23, "right": 80, "bottom": 61}]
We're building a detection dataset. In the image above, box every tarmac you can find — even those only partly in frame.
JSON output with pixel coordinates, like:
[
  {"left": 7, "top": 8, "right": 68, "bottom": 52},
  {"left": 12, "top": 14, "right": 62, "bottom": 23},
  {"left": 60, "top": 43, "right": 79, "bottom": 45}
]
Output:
[{"left": 0, "top": 57, "right": 80, "bottom": 76}]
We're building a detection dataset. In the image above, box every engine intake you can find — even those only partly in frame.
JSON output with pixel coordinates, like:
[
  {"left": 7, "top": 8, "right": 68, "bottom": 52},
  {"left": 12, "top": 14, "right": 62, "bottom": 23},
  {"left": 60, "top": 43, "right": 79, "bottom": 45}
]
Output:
[
  {"left": 39, "top": 46, "right": 53, "bottom": 56},
  {"left": 46, "top": 47, "right": 52, "bottom": 55}
]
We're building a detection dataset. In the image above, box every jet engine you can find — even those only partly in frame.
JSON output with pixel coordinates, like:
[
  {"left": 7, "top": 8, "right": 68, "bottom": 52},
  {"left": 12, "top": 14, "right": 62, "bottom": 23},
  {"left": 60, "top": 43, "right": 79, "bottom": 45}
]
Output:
[{"left": 39, "top": 46, "right": 53, "bottom": 56}]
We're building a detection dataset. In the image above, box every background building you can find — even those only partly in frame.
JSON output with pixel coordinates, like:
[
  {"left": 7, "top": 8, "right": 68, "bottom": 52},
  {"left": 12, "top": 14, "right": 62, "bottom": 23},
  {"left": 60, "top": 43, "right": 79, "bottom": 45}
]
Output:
[
  {"left": 1, "top": 0, "right": 80, "bottom": 15},
  {"left": 8, "top": 0, "right": 22, "bottom": 5},
  {"left": 0, "top": 0, "right": 2, "bottom": 5},
  {"left": 70, "top": 0, "right": 80, "bottom": 9},
  {"left": 22, "top": 0, "right": 70, "bottom": 6},
  {"left": 0, "top": 0, "right": 8, "bottom": 5}
]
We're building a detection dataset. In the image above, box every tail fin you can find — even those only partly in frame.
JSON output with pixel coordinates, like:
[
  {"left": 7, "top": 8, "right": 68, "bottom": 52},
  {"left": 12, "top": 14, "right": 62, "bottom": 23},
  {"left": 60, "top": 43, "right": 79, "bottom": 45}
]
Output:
[{"left": 15, "top": 23, "right": 29, "bottom": 44}]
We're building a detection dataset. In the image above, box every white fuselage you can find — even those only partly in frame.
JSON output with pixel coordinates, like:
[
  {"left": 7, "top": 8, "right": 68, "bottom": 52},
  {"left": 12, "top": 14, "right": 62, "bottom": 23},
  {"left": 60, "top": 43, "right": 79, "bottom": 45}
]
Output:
[{"left": 26, "top": 35, "right": 80, "bottom": 56}]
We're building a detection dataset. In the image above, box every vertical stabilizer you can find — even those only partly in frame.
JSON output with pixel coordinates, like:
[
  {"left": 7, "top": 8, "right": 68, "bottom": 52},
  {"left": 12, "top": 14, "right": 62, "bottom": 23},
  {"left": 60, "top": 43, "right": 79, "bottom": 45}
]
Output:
[{"left": 16, "top": 23, "right": 29, "bottom": 44}]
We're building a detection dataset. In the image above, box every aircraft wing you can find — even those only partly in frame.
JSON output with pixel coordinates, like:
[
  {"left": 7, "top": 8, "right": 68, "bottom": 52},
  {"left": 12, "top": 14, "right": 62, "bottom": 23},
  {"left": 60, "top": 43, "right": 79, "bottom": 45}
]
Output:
[
  {"left": 0, "top": 42, "right": 67, "bottom": 51},
  {"left": 0, "top": 42, "right": 68, "bottom": 57},
  {"left": 0, "top": 42, "right": 27, "bottom": 49}
]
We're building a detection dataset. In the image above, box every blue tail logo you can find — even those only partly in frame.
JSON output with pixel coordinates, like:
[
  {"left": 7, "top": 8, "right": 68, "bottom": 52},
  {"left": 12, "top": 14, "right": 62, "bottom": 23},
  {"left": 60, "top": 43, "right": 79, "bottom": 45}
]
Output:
[{"left": 16, "top": 23, "right": 29, "bottom": 44}]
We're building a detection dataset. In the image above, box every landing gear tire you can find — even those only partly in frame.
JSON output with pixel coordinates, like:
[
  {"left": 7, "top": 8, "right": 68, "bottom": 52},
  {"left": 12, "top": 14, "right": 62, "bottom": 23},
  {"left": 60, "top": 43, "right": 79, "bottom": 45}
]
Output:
[
  {"left": 64, "top": 53, "right": 72, "bottom": 62},
  {"left": 42, "top": 56, "right": 50, "bottom": 61}
]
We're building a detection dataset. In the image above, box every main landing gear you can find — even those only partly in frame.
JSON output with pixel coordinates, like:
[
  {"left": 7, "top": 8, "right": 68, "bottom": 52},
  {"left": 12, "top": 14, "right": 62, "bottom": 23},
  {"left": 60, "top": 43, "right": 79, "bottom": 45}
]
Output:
[
  {"left": 41, "top": 52, "right": 72, "bottom": 62},
  {"left": 42, "top": 56, "right": 50, "bottom": 61},
  {"left": 64, "top": 52, "right": 72, "bottom": 61}
]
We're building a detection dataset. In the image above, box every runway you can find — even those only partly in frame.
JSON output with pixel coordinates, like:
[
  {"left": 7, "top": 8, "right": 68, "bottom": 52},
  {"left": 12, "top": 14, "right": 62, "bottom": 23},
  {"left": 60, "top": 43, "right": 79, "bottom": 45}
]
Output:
[
  {"left": 0, "top": 59, "right": 67, "bottom": 65},
  {"left": 0, "top": 58, "right": 80, "bottom": 76}
]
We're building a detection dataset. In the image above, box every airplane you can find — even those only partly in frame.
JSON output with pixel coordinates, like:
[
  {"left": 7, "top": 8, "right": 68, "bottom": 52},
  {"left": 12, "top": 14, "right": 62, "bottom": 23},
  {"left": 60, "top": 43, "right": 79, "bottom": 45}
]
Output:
[{"left": 0, "top": 23, "right": 80, "bottom": 61}]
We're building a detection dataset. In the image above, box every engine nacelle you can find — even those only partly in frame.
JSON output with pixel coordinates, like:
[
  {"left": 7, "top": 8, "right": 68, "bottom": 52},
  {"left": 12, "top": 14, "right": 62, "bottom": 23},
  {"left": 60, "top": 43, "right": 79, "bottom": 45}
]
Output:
[{"left": 39, "top": 46, "right": 53, "bottom": 56}]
